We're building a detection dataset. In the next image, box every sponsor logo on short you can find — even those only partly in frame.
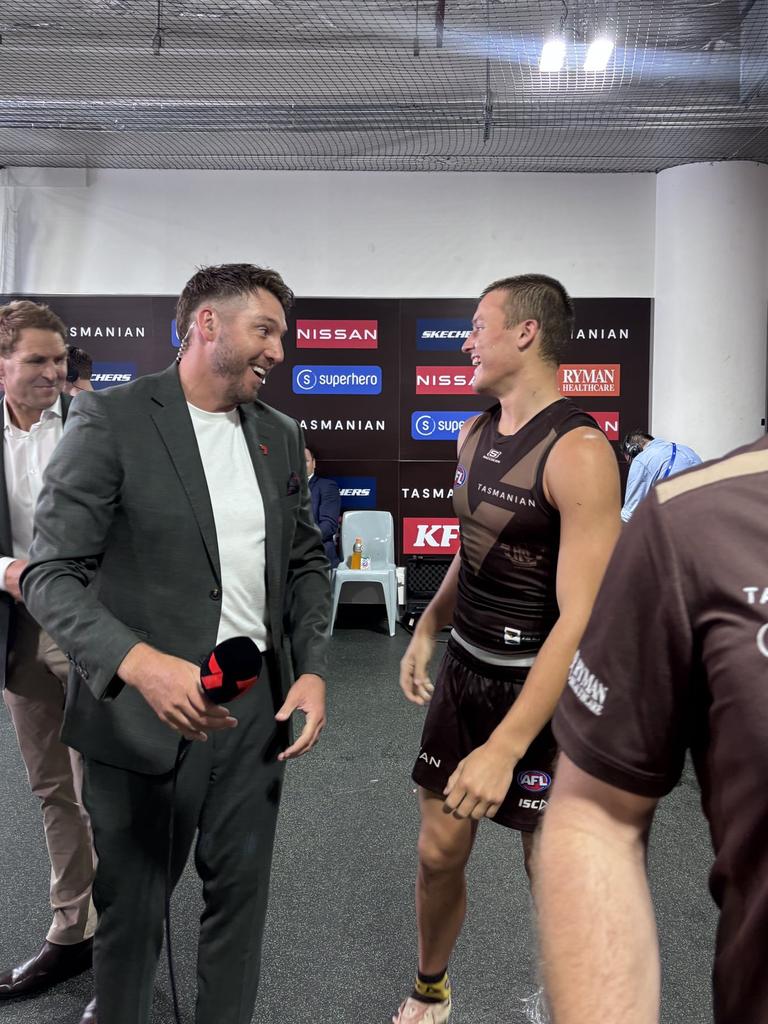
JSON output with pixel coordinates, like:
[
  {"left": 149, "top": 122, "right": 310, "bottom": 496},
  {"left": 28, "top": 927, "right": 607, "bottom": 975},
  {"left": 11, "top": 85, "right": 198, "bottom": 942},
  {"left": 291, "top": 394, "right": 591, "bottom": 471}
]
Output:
[
  {"left": 454, "top": 465, "right": 467, "bottom": 488},
  {"left": 70, "top": 325, "right": 145, "bottom": 339},
  {"left": 293, "top": 365, "right": 382, "bottom": 395},
  {"left": 757, "top": 623, "right": 768, "bottom": 659},
  {"left": 567, "top": 650, "right": 608, "bottom": 715},
  {"left": 298, "top": 418, "right": 386, "bottom": 433},
  {"left": 558, "top": 364, "right": 621, "bottom": 397},
  {"left": 332, "top": 476, "right": 377, "bottom": 511},
  {"left": 411, "top": 411, "right": 477, "bottom": 441},
  {"left": 587, "top": 411, "right": 620, "bottom": 441},
  {"left": 402, "top": 518, "right": 461, "bottom": 555},
  {"left": 517, "top": 770, "right": 552, "bottom": 793},
  {"left": 743, "top": 587, "right": 768, "bottom": 605},
  {"left": 295, "top": 319, "right": 378, "bottom": 349},
  {"left": 416, "top": 366, "right": 475, "bottom": 395},
  {"left": 91, "top": 362, "right": 137, "bottom": 389},
  {"left": 416, "top": 318, "right": 473, "bottom": 351},
  {"left": 483, "top": 448, "right": 502, "bottom": 463},
  {"left": 418, "top": 751, "right": 442, "bottom": 768},
  {"left": 518, "top": 797, "right": 548, "bottom": 810},
  {"left": 504, "top": 626, "right": 522, "bottom": 646}
]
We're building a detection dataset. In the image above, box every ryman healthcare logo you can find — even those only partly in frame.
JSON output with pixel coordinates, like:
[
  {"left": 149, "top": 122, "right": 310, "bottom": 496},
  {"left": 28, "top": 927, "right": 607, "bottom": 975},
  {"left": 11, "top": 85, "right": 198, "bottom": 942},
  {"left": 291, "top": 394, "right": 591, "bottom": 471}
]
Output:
[
  {"left": 292, "top": 366, "right": 382, "bottom": 396},
  {"left": 558, "top": 364, "right": 621, "bottom": 397},
  {"left": 91, "top": 362, "right": 137, "bottom": 390},
  {"left": 402, "top": 518, "right": 461, "bottom": 555},
  {"left": 587, "top": 411, "right": 620, "bottom": 442},
  {"left": 415, "top": 366, "right": 475, "bottom": 395},
  {"left": 416, "top": 318, "right": 473, "bottom": 351},
  {"left": 411, "top": 411, "right": 477, "bottom": 441},
  {"left": 295, "top": 320, "right": 378, "bottom": 350},
  {"left": 332, "top": 476, "right": 377, "bottom": 512}
]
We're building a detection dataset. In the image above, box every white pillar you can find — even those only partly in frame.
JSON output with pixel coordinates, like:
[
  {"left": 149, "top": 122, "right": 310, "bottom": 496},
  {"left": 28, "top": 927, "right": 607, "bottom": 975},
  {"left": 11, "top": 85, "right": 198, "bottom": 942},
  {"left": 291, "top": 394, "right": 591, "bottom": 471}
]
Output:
[{"left": 653, "top": 161, "right": 768, "bottom": 460}]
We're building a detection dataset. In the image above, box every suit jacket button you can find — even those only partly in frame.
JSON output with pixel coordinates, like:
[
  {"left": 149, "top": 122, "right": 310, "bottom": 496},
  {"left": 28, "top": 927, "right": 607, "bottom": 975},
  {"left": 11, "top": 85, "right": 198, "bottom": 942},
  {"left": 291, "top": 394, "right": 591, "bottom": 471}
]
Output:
[{"left": 209, "top": 588, "right": 221, "bottom": 601}]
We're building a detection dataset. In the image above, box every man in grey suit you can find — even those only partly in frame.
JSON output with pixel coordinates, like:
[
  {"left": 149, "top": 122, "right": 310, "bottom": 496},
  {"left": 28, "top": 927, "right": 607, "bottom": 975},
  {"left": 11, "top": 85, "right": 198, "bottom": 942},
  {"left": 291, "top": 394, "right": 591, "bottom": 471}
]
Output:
[{"left": 23, "top": 264, "right": 331, "bottom": 1024}]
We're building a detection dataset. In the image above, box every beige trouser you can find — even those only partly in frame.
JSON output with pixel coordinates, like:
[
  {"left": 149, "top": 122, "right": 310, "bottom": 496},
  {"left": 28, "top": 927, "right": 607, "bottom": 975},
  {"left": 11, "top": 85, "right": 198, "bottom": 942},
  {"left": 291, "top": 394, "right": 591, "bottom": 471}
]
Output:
[{"left": 3, "top": 605, "right": 97, "bottom": 945}]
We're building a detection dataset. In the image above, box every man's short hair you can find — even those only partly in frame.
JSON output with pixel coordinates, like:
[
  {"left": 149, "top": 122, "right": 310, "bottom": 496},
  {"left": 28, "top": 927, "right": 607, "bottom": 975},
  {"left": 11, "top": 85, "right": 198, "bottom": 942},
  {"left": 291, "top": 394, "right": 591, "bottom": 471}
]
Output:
[
  {"left": 622, "top": 429, "right": 654, "bottom": 460},
  {"left": 176, "top": 263, "right": 295, "bottom": 340},
  {"left": 0, "top": 300, "right": 67, "bottom": 358},
  {"left": 67, "top": 345, "right": 93, "bottom": 381},
  {"left": 480, "top": 274, "right": 575, "bottom": 366}
]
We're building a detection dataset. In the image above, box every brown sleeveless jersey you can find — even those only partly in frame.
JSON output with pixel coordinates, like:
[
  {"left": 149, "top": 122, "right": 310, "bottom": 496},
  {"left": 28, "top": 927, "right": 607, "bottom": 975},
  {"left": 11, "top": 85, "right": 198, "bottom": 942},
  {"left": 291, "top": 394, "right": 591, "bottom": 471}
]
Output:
[{"left": 452, "top": 398, "right": 597, "bottom": 656}]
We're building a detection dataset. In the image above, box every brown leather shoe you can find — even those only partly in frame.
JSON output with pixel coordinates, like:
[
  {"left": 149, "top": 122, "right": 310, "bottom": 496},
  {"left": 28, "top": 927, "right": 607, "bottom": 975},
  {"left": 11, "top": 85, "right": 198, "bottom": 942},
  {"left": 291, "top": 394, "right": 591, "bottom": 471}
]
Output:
[
  {"left": 0, "top": 938, "right": 93, "bottom": 998},
  {"left": 79, "top": 996, "right": 97, "bottom": 1023}
]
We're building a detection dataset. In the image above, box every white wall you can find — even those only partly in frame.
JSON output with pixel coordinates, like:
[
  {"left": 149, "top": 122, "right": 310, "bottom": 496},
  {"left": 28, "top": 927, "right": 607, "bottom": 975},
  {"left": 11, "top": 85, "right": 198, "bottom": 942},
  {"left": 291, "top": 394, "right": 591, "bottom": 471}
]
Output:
[{"left": 6, "top": 169, "right": 656, "bottom": 298}]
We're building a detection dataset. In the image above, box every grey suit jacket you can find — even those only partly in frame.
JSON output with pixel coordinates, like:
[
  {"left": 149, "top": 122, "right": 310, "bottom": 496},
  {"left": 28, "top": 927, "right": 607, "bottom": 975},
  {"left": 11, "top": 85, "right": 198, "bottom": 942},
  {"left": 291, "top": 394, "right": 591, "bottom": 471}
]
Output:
[
  {"left": 0, "top": 394, "right": 72, "bottom": 688},
  {"left": 22, "top": 365, "right": 330, "bottom": 773}
]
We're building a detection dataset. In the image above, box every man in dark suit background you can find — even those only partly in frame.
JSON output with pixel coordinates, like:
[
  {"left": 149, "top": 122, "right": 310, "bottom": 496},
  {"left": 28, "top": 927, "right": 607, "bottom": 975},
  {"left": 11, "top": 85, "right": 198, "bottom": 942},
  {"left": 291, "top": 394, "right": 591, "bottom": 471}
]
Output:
[
  {"left": 306, "top": 445, "right": 341, "bottom": 568},
  {"left": 23, "top": 265, "right": 331, "bottom": 1024},
  {"left": 0, "top": 301, "right": 96, "bottom": 1000}
]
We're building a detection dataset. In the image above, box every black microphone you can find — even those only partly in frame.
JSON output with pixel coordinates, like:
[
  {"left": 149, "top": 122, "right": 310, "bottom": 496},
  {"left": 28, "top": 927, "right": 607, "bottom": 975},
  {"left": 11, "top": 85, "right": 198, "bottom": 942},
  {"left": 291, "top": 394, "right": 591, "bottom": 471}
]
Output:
[{"left": 199, "top": 636, "right": 262, "bottom": 704}]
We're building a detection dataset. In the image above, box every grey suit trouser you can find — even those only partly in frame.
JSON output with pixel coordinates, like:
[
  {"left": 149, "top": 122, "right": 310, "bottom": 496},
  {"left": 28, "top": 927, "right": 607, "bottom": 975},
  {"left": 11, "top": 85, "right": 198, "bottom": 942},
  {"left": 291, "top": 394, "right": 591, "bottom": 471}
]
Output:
[{"left": 82, "top": 652, "right": 286, "bottom": 1024}]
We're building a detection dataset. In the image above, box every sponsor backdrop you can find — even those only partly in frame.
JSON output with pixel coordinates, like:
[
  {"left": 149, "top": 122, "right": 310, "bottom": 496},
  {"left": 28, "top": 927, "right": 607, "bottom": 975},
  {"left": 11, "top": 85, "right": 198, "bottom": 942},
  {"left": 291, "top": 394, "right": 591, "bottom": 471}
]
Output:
[{"left": 8, "top": 294, "right": 651, "bottom": 560}]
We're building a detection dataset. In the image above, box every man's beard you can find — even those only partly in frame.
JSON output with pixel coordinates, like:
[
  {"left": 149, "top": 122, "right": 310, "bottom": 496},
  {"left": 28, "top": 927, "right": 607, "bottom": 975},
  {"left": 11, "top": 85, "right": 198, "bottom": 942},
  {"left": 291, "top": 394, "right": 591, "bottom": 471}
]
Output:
[{"left": 212, "top": 334, "right": 254, "bottom": 405}]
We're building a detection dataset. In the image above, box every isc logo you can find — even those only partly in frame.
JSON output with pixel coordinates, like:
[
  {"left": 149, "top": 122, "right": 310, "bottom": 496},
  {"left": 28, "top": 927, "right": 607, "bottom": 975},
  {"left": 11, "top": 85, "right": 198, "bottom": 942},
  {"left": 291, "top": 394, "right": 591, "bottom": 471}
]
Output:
[{"left": 517, "top": 770, "right": 552, "bottom": 793}]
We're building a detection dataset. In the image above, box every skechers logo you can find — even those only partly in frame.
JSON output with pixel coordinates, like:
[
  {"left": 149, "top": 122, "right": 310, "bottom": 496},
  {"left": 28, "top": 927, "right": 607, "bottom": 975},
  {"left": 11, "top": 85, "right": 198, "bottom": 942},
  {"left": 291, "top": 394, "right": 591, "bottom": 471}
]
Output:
[
  {"left": 91, "top": 362, "right": 137, "bottom": 389},
  {"left": 417, "top": 318, "right": 473, "bottom": 351}
]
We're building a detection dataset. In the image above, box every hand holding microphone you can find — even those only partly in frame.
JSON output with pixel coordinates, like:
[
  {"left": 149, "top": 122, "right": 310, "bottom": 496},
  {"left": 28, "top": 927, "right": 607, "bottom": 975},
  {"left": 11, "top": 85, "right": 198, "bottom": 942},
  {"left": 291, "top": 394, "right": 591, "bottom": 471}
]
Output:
[{"left": 120, "top": 637, "right": 262, "bottom": 742}]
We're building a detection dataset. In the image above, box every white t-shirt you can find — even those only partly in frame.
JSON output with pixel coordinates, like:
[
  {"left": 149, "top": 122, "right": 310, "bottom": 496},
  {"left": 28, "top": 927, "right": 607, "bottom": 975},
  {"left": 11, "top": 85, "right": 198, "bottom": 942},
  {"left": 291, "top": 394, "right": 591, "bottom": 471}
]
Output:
[{"left": 188, "top": 403, "right": 269, "bottom": 650}]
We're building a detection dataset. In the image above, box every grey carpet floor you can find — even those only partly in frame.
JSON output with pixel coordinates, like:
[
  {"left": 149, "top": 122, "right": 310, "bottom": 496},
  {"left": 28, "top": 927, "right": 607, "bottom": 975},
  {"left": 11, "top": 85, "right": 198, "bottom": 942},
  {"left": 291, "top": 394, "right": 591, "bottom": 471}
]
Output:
[{"left": 0, "top": 611, "right": 717, "bottom": 1023}]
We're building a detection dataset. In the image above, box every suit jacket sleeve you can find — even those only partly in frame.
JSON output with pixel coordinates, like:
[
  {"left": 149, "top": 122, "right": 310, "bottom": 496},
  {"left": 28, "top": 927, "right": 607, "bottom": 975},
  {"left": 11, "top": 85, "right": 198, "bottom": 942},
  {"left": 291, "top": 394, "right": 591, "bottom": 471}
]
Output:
[
  {"left": 21, "top": 392, "right": 146, "bottom": 700},
  {"left": 283, "top": 422, "right": 331, "bottom": 683}
]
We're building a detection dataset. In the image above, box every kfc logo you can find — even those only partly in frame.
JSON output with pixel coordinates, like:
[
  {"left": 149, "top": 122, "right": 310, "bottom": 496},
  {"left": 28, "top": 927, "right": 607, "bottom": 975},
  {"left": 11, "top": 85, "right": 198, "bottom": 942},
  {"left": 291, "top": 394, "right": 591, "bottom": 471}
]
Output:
[
  {"left": 403, "top": 518, "right": 461, "bottom": 555},
  {"left": 558, "top": 365, "right": 621, "bottom": 397},
  {"left": 587, "top": 411, "right": 620, "bottom": 441},
  {"left": 415, "top": 366, "right": 475, "bottom": 395},
  {"left": 295, "top": 320, "right": 378, "bottom": 349}
]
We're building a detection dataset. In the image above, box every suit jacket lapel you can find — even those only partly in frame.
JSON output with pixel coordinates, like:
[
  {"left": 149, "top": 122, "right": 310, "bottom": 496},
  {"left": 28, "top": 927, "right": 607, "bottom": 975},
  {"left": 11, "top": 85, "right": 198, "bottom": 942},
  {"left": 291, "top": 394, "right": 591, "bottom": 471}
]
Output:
[
  {"left": 239, "top": 404, "right": 281, "bottom": 628},
  {"left": 149, "top": 366, "right": 221, "bottom": 583}
]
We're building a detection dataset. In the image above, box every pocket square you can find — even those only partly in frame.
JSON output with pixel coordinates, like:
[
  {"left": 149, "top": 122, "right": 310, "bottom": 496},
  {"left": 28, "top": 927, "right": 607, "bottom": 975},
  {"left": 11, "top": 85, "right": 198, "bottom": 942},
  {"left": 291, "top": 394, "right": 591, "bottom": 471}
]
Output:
[{"left": 287, "top": 472, "right": 300, "bottom": 496}]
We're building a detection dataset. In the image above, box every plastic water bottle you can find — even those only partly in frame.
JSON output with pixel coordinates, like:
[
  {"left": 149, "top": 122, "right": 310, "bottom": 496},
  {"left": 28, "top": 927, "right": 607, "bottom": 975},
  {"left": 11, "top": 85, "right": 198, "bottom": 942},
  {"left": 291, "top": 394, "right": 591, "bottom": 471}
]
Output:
[{"left": 350, "top": 537, "right": 363, "bottom": 570}]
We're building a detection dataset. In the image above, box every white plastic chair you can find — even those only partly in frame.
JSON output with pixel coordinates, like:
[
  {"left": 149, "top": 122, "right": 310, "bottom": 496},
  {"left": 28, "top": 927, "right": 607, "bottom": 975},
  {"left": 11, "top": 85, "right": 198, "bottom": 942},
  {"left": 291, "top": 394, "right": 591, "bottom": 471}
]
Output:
[{"left": 330, "top": 510, "right": 397, "bottom": 637}]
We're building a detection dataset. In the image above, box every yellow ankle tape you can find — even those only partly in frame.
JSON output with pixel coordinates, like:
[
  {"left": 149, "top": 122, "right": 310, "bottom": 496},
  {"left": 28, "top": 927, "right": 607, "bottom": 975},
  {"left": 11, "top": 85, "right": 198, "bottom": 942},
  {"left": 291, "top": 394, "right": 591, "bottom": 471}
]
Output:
[{"left": 415, "top": 974, "right": 451, "bottom": 1002}]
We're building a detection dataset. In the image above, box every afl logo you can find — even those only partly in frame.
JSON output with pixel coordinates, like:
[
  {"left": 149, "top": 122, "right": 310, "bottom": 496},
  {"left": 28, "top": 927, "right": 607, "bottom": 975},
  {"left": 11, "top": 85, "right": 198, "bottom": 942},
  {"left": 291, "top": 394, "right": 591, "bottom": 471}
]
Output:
[
  {"left": 517, "top": 770, "right": 552, "bottom": 793},
  {"left": 454, "top": 465, "right": 467, "bottom": 488}
]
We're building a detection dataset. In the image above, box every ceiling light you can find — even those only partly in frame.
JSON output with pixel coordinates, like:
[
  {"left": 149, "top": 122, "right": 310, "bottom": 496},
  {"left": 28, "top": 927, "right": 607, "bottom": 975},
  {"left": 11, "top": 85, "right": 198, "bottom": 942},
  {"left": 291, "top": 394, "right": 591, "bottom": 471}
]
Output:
[
  {"left": 539, "top": 39, "right": 566, "bottom": 72},
  {"left": 584, "top": 38, "right": 613, "bottom": 71}
]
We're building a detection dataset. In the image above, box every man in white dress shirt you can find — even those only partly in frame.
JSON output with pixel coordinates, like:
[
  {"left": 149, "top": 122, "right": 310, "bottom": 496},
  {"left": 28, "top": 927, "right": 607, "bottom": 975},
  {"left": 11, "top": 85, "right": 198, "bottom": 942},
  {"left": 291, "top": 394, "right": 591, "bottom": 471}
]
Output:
[{"left": 0, "top": 301, "right": 96, "bottom": 999}]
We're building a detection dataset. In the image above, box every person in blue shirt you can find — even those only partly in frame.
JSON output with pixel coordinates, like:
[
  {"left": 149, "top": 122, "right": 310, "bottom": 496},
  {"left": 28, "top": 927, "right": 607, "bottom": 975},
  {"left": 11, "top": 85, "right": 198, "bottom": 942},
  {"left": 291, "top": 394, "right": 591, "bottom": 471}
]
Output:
[
  {"left": 620, "top": 429, "right": 702, "bottom": 522},
  {"left": 305, "top": 446, "right": 341, "bottom": 567}
]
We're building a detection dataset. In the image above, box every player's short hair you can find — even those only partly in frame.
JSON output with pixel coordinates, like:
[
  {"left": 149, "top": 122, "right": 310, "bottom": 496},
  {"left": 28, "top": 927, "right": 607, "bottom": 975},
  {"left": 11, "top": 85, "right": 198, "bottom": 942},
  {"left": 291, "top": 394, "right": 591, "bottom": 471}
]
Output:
[{"left": 480, "top": 273, "right": 575, "bottom": 366}]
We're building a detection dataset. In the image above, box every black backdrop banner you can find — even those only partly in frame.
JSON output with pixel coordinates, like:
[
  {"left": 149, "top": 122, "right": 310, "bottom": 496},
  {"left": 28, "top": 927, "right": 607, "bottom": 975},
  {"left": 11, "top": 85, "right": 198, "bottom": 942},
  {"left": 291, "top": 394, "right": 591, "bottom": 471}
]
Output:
[{"left": 8, "top": 294, "right": 651, "bottom": 560}]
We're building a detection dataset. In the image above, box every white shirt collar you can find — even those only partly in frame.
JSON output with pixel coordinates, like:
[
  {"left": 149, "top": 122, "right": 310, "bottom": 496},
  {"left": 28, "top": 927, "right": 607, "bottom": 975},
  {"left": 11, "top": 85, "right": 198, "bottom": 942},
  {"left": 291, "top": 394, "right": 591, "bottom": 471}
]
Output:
[{"left": 3, "top": 394, "right": 63, "bottom": 434}]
